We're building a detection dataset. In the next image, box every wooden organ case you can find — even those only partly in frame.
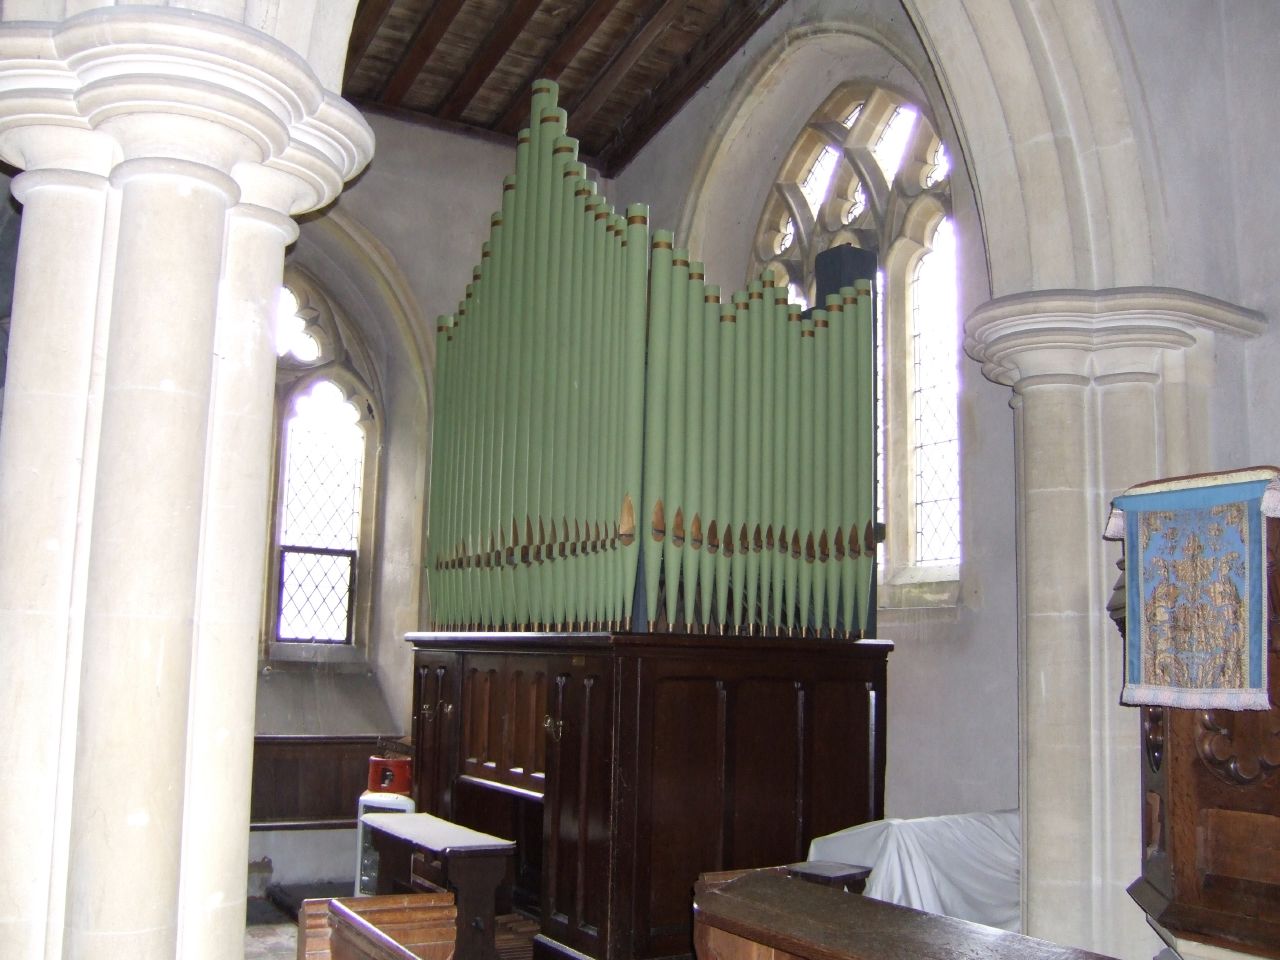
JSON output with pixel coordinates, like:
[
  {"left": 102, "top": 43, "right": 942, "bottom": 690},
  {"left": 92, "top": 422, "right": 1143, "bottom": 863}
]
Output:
[
  {"left": 1124, "top": 517, "right": 1280, "bottom": 956},
  {"left": 407, "top": 631, "right": 888, "bottom": 960},
  {"left": 412, "top": 79, "right": 890, "bottom": 960}
]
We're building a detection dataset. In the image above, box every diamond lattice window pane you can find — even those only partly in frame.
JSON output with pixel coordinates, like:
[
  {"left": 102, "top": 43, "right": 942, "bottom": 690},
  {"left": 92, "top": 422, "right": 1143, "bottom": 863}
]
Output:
[
  {"left": 910, "top": 219, "right": 959, "bottom": 565},
  {"left": 277, "top": 378, "right": 366, "bottom": 643},
  {"left": 279, "top": 549, "right": 354, "bottom": 642},
  {"left": 281, "top": 381, "right": 365, "bottom": 550}
]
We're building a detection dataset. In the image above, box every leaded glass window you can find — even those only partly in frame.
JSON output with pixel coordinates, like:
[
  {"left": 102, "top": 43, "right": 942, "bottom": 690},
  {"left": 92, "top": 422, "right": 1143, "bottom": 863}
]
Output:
[
  {"left": 276, "top": 380, "right": 365, "bottom": 643},
  {"left": 750, "top": 84, "right": 960, "bottom": 585},
  {"left": 910, "top": 218, "right": 959, "bottom": 564},
  {"left": 776, "top": 216, "right": 795, "bottom": 255},
  {"left": 267, "top": 279, "right": 379, "bottom": 651},
  {"left": 800, "top": 145, "right": 840, "bottom": 217},
  {"left": 872, "top": 105, "right": 918, "bottom": 183}
]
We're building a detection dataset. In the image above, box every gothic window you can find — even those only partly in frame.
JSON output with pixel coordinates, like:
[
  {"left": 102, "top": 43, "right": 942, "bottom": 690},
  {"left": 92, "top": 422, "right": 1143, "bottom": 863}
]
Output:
[
  {"left": 749, "top": 85, "right": 960, "bottom": 596},
  {"left": 266, "top": 276, "right": 381, "bottom": 658}
]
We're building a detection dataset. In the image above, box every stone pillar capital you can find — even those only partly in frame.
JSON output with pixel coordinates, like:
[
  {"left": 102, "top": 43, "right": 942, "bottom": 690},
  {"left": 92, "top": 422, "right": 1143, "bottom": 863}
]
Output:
[
  {"left": 964, "top": 287, "right": 1265, "bottom": 387},
  {"left": 0, "top": 6, "right": 374, "bottom": 215}
]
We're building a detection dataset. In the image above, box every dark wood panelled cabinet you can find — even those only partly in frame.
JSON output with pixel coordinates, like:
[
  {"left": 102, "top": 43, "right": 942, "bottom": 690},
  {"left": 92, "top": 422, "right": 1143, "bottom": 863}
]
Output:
[{"left": 406, "top": 631, "right": 890, "bottom": 960}]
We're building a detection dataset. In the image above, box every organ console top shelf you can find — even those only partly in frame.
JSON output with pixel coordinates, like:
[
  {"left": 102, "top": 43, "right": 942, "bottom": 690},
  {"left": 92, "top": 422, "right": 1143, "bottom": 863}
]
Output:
[{"left": 406, "top": 629, "right": 890, "bottom": 960}]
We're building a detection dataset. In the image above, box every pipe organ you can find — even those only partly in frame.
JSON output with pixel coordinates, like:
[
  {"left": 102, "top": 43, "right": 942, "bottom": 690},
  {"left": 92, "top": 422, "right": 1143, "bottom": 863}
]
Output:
[{"left": 428, "top": 80, "right": 877, "bottom": 637}]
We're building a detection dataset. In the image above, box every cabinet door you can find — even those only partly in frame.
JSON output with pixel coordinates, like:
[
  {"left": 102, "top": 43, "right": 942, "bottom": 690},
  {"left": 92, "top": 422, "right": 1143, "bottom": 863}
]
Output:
[
  {"left": 542, "top": 654, "right": 614, "bottom": 960},
  {"left": 413, "top": 651, "right": 460, "bottom": 816},
  {"left": 619, "top": 649, "right": 886, "bottom": 960},
  {"left": 460, "top": 653, "right": 550, "bottom": 796}
]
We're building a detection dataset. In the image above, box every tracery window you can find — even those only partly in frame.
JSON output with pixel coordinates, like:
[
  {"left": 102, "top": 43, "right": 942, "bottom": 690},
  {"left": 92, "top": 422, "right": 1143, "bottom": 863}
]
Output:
[
  {"left": 749, "top": 85, "right": 960, "bottom": 595},
  {"left": 266, "top": 276, "right": 381, "bottom": 657}
]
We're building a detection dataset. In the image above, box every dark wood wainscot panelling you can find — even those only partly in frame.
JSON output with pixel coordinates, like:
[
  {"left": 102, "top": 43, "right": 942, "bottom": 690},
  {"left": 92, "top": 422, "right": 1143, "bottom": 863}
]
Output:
[
  {"left": 250, "top": 736, "right": 384, "bottom": 829},
  {"left": 406, "top": 631, "right": 890, "bottom": 960}
]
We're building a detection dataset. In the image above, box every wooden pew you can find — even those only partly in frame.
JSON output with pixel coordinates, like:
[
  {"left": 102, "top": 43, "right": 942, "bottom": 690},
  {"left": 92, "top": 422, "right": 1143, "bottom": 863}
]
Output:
[
  {"left": 693, "top": 867, "right": 1120, "bottom": 960},
  {"left": 297, "top": 892, "right": 457, "bottom": 960},
  {"left": 364, "top": 812, "right": 515, "bottom": 960}
]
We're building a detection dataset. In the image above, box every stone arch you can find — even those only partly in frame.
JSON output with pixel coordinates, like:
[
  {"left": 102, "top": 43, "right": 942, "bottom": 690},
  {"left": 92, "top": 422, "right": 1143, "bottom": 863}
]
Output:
[
  {"left": 294, "top": 207, "right": 433, "bottom": 411},
  {"left": 681, "top": 0, "right": 1158, "bottom": 301},
  {"left": 899, "top": 0, "right": 1157, "bottom": 294},
  {"left": 679, "top": 22, "right": 945, "bottom": 291}
]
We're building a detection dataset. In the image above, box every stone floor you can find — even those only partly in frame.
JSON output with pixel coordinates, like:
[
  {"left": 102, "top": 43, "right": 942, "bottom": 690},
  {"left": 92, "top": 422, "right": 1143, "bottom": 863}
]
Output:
[
  {"left": 244, "top": 918, "right": 297, "bottom": 960},
  {"left": 245, "top": 896, "right": 296, "bottom": 960},
  {"left": 245, "top": 881, "right": 354, "bottom": 959}
]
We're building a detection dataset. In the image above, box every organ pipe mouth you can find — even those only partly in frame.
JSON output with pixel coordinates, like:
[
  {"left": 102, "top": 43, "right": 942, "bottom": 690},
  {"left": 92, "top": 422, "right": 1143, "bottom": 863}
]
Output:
[{"left": 618, "top": 495, "right": 636, "bottom": 545}]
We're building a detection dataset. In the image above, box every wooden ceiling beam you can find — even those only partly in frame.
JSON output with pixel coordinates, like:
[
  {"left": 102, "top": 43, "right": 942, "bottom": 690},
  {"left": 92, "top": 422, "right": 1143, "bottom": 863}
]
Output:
[
  {"left": 564, "top": 0, "right": 685, "bottom": 131},
  {"left": 437, "top": 0, "right": 546, "bottom": 121},
  {"left": 379, "top": 0, "right": 470, "bottom": 105},
  {"left": 344, "top": 0, "right": 395, "bottom": 87},
  {"left": 492, "top": 0, "right": 625, "bottom": 134},
  {"left": 596, "top": 0, "right": 785, "bottom": 174}
]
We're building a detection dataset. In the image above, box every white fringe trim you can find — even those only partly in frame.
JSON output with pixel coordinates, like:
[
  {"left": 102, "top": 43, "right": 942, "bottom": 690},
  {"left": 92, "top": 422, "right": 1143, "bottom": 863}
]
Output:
[
  {"left": 1104, "top": 467, "right": 1280, "bottom": 540},
  {"left": 1121, "top": 682, "right": 1272, "bottom": 711}
]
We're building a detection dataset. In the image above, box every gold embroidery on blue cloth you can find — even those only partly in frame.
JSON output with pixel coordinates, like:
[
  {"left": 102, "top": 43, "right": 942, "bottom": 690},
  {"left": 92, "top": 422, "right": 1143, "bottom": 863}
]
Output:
[{"left": 1137, "top": 502, "right": 1250, "bottom": 691}]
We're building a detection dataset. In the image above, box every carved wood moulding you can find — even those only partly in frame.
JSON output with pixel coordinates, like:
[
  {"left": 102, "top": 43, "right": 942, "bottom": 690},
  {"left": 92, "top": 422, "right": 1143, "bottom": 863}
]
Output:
[{"left": 1196, "top": 708, "right": 1280, "bottom": 786}]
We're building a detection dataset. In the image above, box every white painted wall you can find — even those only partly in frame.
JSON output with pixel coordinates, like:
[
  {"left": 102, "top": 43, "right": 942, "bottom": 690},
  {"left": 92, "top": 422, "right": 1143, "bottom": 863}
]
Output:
[
  {"left": 332, "top": 114, "right": 517, "bottom": 331},
  {"left": 248, "top": 828, "right": 356, "bottom": 886},
  {"left": 1217, "top": 3, "right": 1280, "bottom": 470}
]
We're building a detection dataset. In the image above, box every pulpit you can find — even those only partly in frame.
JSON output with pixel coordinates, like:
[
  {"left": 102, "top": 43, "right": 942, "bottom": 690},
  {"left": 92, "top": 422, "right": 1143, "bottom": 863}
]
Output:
[{"left": 1119, "top": 515, "right": 1280, "bottom": 956}]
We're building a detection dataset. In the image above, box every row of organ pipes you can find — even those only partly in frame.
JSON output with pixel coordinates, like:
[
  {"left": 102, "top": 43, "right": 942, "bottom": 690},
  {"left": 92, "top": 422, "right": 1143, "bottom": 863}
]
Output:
[{"left": 427, "top": 80, "right": 878, "bottom": 637}]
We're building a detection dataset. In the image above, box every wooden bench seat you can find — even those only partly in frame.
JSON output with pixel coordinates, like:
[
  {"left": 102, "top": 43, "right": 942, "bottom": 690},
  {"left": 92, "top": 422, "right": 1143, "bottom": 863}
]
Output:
[{"left": 363, "top": 813, "right": 516, "bottom": 960}]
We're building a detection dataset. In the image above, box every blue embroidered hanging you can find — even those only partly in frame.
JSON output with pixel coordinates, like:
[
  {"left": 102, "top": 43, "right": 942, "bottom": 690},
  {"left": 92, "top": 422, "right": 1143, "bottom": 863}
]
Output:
[{"left": 1105, "top": 468, "right": 1277, "bottom": 711}]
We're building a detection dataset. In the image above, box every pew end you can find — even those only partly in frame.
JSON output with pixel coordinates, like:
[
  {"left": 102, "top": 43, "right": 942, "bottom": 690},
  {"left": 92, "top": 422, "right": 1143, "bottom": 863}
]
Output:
[{"left": 297, "top": 892, "right": 457, "bottom": 960}]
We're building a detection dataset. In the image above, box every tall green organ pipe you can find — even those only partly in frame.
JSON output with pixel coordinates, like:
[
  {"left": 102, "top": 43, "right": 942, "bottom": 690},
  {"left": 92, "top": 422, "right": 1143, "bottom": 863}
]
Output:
[{"left": 426, "top": 81, "right": 879, "bottom": 638}]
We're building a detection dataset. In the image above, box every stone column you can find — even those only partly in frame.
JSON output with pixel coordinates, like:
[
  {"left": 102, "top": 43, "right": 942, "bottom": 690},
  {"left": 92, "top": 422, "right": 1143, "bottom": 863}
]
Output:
[
  {"left": 176, "top": 196, "right": 300, "bottom": 960},
  {"left": 0, "top": 8, "right": 373, "bottom": 960},
  {"left": 66, "top": 156, "right": 238, "bottom": 959},
  {"left": 0, "top": 149, "right": 114, "bottom": 960},
  {"left": 966, "top": 289, "right": 1265, "bottom": 959}
]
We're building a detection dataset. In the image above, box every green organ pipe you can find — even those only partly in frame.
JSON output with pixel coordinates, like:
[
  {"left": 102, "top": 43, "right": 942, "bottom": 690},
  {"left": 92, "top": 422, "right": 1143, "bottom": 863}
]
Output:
[
  {"left": 681, "top": 262, "right": 705, "bottom": 626},
  {"left": 426, "top": 81, "right": 879, "bottom": 637},
  {"left": 713, "top": 300, "right": 735, "bottom": 630},
  {"left": 699, "top": 285, "right": 720, "bottom": 628}
]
